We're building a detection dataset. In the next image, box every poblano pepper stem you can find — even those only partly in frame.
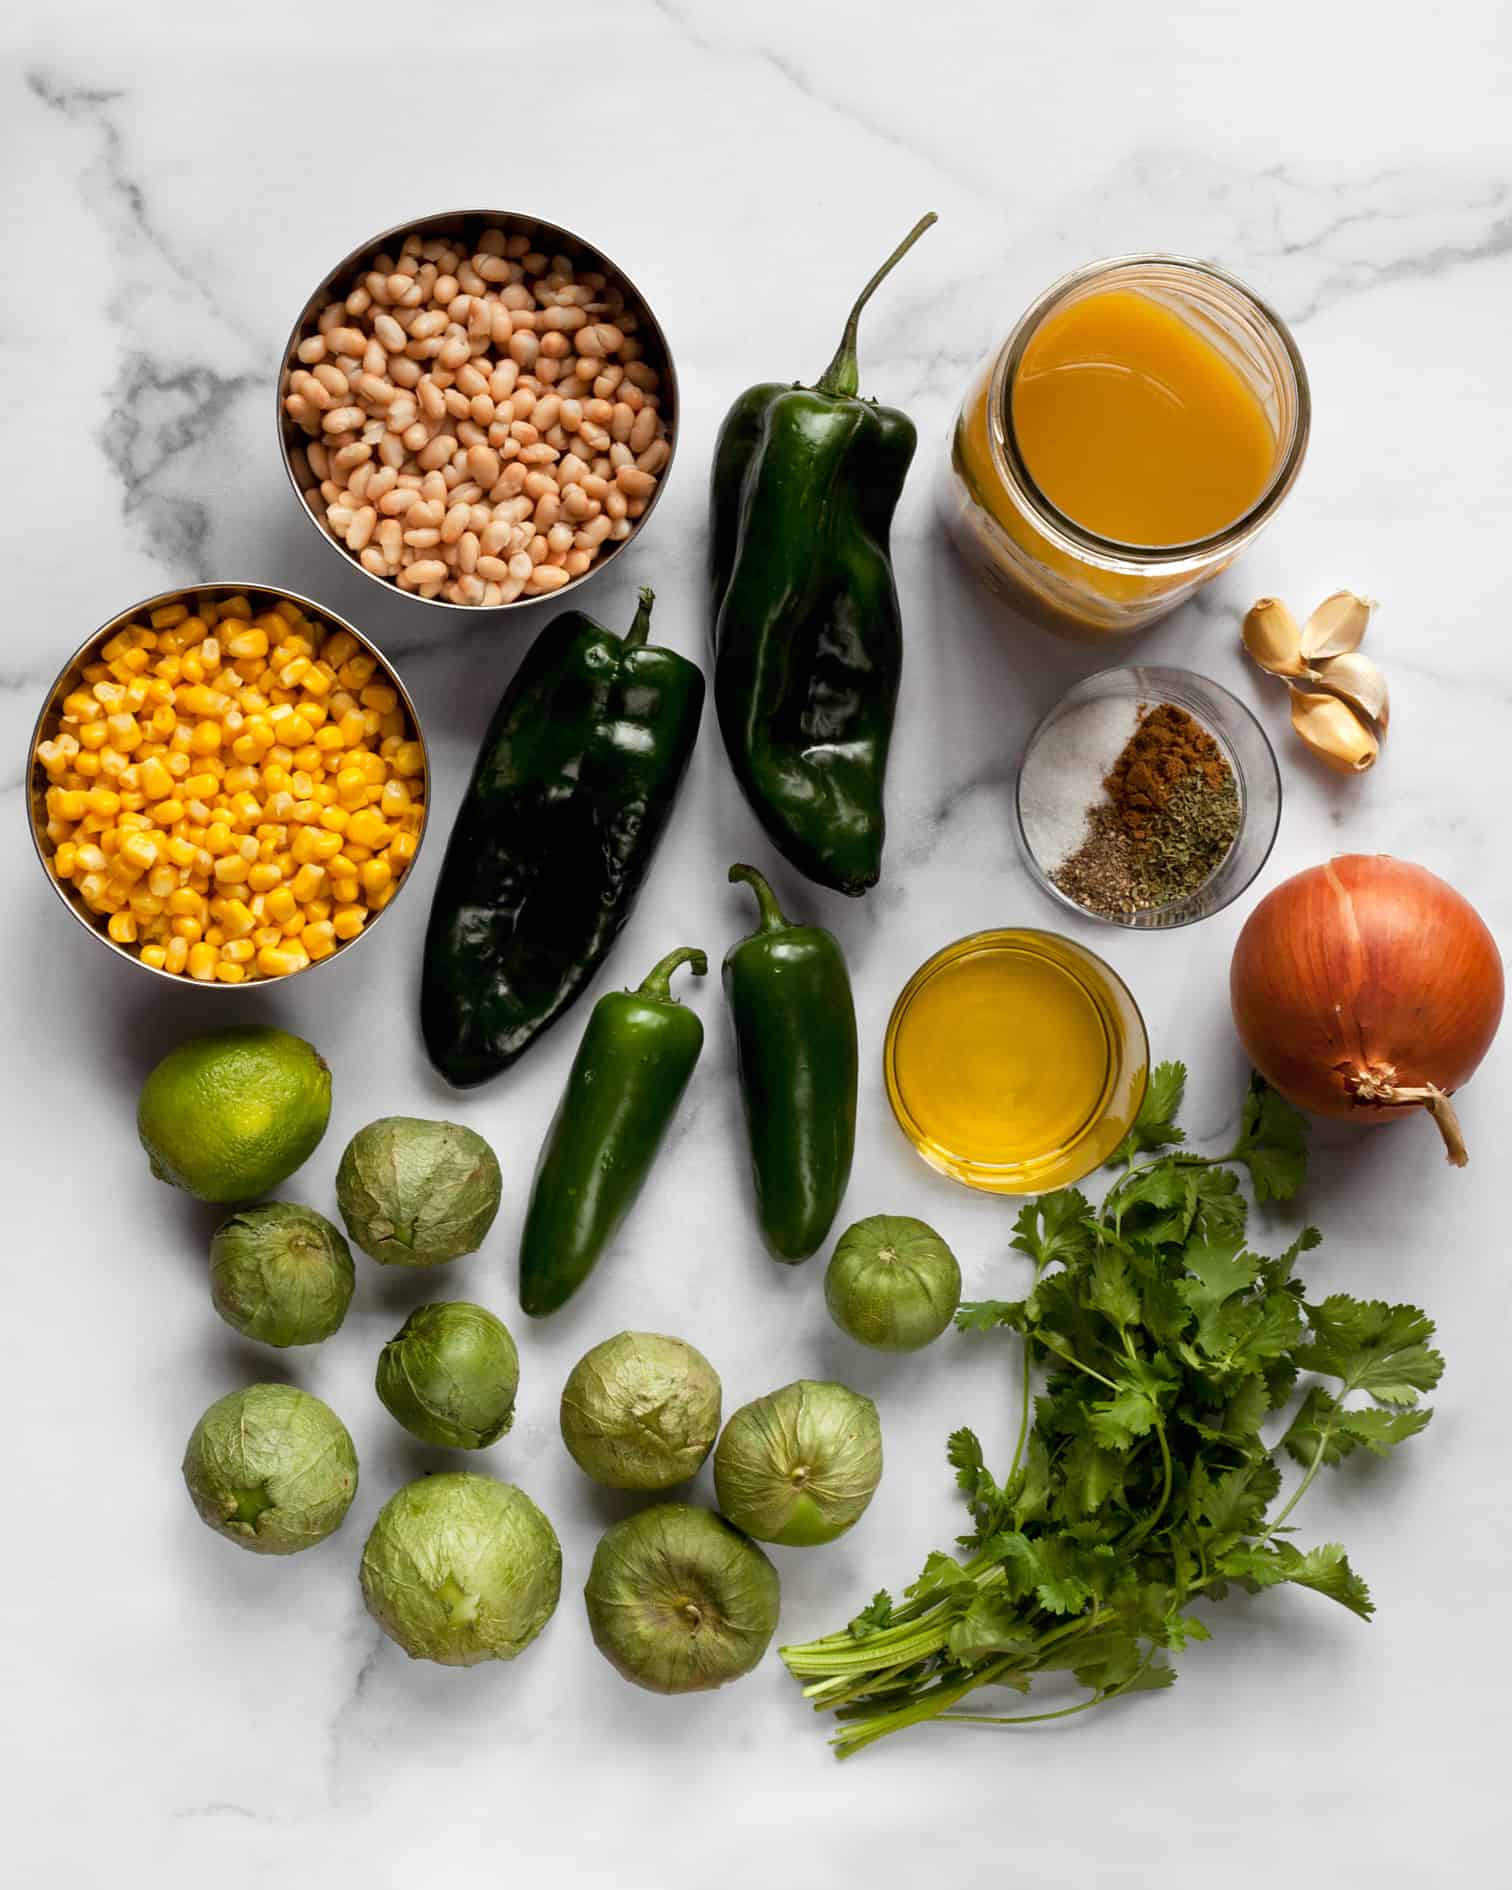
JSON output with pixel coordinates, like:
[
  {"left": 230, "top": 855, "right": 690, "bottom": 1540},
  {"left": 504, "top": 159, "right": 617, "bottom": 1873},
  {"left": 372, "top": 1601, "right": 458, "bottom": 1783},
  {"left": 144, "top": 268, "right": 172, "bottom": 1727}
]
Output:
[
  {"left": 623, "top": 585, "right": 656, "bottom": 649},
  {"left": 815, "top": 211, "right": 939, "bottom": 398}
]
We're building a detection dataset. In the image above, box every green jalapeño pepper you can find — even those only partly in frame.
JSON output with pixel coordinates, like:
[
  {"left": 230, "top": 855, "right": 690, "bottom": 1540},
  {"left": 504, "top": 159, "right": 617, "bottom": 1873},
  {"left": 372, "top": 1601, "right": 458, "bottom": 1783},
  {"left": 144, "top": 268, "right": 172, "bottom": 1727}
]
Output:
[
  {"left": 723, "top": 864, "right": 857, "bottom": 1262},
  {"left": 711, "top": 213, "right": 936, "bottom": 898},
  {"left": 519, "top": 946, "right": 707, "bottom": 1318},
  {"left": 421, "top": 589, "right": 704, "bottom": 1088}
]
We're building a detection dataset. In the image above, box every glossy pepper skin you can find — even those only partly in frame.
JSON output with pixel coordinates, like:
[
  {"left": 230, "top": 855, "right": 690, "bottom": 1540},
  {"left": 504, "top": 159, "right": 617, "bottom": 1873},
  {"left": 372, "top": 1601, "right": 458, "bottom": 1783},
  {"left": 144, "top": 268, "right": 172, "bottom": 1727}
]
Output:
[
  {"left": 711, "top": 214, "right": 936, "bottom": 898},
  {"left": 421, "top": 590, "right": 704, "bottom": 1087},
  {"left": 723, "top": 864, "right": 857, "bottom": 1262},
  {"left": 518, "top": 947, "right": 707, "bottom": 1318}
]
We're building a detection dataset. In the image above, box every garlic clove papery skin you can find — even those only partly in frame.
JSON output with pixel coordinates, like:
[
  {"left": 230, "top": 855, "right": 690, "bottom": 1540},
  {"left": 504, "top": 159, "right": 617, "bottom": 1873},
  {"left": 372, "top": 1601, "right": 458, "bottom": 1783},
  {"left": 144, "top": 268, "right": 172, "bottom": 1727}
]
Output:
[
  {"left": 1242, "top": 597, "right": 1309, "bottom": 677},
  {"left": 1289, "top": 689, "right": 1379, "bottom": 772},
  {"left": 1300, "top": 590, "right": 1375, "bottom": 661},
  {"left": 1311, "top": 650, "right": 1390, "bottom": 734}
]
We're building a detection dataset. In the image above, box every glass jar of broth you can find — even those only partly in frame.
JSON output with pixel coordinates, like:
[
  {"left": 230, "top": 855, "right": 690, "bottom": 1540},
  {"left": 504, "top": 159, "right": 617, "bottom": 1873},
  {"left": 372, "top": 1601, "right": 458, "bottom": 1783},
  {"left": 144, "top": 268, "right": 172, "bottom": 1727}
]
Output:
[
  {"left": 946, "top": 255, "right": 1310, "bottom": 641},
  {"left": 884, "top": 929, "right": 1148, "bottom": 1194}
]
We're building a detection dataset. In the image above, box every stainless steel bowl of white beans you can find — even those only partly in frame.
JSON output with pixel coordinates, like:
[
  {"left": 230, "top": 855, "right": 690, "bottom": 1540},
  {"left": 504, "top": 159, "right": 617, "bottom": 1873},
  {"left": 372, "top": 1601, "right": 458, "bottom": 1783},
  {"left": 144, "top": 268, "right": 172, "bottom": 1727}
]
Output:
[{"left": 277, "top": 210, "right": 679, "bottom": 614}]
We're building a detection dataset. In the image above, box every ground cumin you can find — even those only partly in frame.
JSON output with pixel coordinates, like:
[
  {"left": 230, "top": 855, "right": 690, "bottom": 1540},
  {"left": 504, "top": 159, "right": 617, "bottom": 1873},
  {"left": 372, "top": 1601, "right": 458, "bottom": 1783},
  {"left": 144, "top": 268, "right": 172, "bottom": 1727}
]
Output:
[
  {"left": 1103, "top": 703, "right": 1229, "bottom": 843},
  {"left": 1050, "top": 702, "right": 1240, "bottom": 919}
]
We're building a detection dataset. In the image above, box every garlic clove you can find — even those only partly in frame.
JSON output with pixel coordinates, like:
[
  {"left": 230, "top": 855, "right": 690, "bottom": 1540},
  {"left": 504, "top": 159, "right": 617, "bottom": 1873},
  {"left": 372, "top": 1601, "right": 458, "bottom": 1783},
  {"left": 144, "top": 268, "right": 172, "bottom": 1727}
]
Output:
[
  {"left": 1289, "top": 688, "right": 1379, "bottom": 772},
  {"left": 1300, "top": 590, "right": 1375, "bottom": 661},
  {"left": 1312, "top": 650, "right": 1390, "bottom": 734},
  {"left": 1242, "top": 597, "right": 1309, "bottom": 677}
]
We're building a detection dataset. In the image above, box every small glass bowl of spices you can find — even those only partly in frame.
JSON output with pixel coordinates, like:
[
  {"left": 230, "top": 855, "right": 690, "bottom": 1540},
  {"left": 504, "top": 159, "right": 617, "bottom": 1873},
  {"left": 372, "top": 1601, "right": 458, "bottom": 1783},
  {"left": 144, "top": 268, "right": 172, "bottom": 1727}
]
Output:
[{"left": 1015, "top": 666, "right": 1280, "bottom": 928}]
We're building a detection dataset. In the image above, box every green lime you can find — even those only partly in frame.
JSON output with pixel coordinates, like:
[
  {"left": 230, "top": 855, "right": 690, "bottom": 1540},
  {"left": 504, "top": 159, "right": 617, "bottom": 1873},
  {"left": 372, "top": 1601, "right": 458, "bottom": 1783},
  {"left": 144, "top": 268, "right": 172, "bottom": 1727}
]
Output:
[{"left": 137, "top": 1026, "right": 331, "bottom": 1203}]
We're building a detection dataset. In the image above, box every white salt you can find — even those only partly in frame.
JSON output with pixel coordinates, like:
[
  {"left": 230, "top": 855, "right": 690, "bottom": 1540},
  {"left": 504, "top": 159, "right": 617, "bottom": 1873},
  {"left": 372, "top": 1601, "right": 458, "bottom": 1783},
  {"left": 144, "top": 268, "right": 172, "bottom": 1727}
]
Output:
[{"left": 1018, "top": 696, "right": 1140, "bottom": 868}]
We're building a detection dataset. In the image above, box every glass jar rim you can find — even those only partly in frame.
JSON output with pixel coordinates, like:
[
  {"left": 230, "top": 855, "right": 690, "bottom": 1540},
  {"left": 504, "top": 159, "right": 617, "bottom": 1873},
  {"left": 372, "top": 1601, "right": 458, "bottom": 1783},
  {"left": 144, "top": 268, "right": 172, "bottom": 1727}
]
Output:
[{"left": 991, "top": 253, "right": 1311, "bottom": 568}]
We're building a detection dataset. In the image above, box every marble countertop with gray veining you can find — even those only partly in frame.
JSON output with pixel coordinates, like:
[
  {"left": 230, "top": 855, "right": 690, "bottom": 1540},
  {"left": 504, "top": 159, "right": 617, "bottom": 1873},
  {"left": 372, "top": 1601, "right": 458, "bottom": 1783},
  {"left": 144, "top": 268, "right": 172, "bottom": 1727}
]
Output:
[{"left": 5, "top": 2, "right": 1510, "bottom": 1884}]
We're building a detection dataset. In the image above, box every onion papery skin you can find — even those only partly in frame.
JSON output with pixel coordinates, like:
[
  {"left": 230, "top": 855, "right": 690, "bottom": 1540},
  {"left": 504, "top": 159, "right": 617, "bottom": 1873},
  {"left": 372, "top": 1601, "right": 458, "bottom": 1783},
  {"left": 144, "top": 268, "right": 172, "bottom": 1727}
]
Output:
[{"left": 1230, "top": 855, "right": 1503, "bottom": 1125}]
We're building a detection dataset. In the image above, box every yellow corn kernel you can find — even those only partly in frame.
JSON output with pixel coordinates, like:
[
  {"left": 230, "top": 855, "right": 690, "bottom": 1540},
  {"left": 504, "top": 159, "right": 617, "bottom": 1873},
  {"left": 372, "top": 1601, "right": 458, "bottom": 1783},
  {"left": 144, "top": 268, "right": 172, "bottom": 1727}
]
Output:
[
  {"left": 379, "top": 779, "right": 411, "bottom": 817},
  {"left": 313, "top": 724, "right": 345, "bottom": 754},
  {"left": 328, "top": 876, "right": 360, "bottom": 907},
  {"left": 151, "top": 603, "right": 189, "bottom": 629},
  {"left": 319, "top": 805, "right": 350, "bottom": 834},
  {"left": 212, "top": 854, "right": 250, "bottom": 885},
  {"left": 300, "top": 664, "right": 333, "bottom": 699},
  {"left": 346, "top": 809, "right": 392, "bottom": 849},
  {"left": 73, "top": 751, "right": 101, "bottom": 778},
  {"left": 218, "top": 898, "right": 255, "bottom": 937},
  {"left": 366, "top": 880, "right": 398, "bottom": 912},
  {"left": 106, "top": 712, "right": 144, "bottom": 751},
  {"left": 78, "top": 721, "right": 109, "bottom": 750},
  {"left": 119, "top": 832, "right": 160, "bottom": 873},
  {"left": 165, "top": 750, "right": 192, "bottom": 777},
  {"left": 164, "top": 935, "right": 190, "bottom": 974},
  {"left": 388, "top": 831, "right": 419, "bottom": 866},
  {"left": 332, "top": 905, "right": 367, "bottom": 940},
  {"left": 187, "top": 942, "right": 218, "bottom": 981},
  {"left": 204, "top": 925, "right": 225, "bottom": 947},
  {"left": 172, "top": 916, "right": 204, "bottom": 943},
  {"left": 224, "top": 626, "right": 269, "bottom": 660},
  {"left": 139, "top": 755, "right": 175, "bottom": 800},
  {"left": 188, "top": 720, "right": 222, "bottom": 756},
  {"left": 359, "top": 858, "right": 393, "bottom": 899},
  {"left": 210, "top": 960, "right": 243, "bottom": 983},
  {"left": 245, "top": 863, "right": 282, "bottom": 895},
  {"left": 53, "top": 841, "right": 79, "bottom": 878},
  {"left": 360, "top": 682, "right": 398, "bottom": 714},
  {"left": 147, "top": 864, "right": 178, "bottom": 899},
  {"left": 265, "top": 887, "right": 297, "bottom": 924},
  {"left": 49, "top": 787, "right": 88, "bottom": 822},
  {"left": 291, "top": 825, "right": 343, "bottom": 865},
  {"left": 221, "top": 938, "right": 255, "bottom": 964},
  {"left": 164, "top": 835, "right": 198, "bottom": 869},
  {"left": 301, "top": 921, "right": 338, "bottom": 961},
  {"left": 166, "top": 887, "right": 205, "bottom": 917},
  {"left": 107, "top": 911, "right": 139, "bottom": 944},
  {"left": 227, "top": 792, "right": 262, "bottom": 829},
  {"left": 392, "top": 740, "right": 425, "bottom": 779},
  {"left": 140, "top": 944, "right": 169, "bottom": 970},
  {"left": 256, "top": 944, "right": 309, "bottom": 978},
  {"left": 288, "top": 863, "right": 325, "bottom": 903}
]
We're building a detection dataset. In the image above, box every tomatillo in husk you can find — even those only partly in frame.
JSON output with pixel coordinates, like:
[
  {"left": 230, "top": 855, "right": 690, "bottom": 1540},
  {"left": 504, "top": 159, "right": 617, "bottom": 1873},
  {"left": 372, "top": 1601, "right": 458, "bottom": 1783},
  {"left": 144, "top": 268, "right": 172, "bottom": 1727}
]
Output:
[
  {"left": 376, "top": 1301, "right": 520, "bottom": 1449},
  {"left": 360, "top": 1472, "right": 561, "bottom": 1667},
  {"left": 182, "top": 1383, "right": 357, "bottom": 1555},
  {"left": 713, "top": 1379, "right": 882, "bottom": 1546},
  {"left": 559, "top": 1332, "right": 721, "bottom": 1491},
  {"left": 335, "top": 1116, "right": 501, "bottom": 1266},
  {"left": 584, "top": 1503, "right": 779, "bottom": 1693},
  {"left": 209, "top": 1203, "right": 354, "bottom": 1348},
  {"left": 824, "top": 1214, "right": 961, "bottom": 1352}
]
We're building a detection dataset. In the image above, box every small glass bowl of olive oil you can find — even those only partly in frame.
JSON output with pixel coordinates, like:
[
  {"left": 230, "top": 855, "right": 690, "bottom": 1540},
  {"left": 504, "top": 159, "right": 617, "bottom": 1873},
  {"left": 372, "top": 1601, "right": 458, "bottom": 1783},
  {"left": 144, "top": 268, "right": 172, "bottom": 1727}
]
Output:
[{"left": 883, "top": 929, "right": 1148, "bottom": 1194}]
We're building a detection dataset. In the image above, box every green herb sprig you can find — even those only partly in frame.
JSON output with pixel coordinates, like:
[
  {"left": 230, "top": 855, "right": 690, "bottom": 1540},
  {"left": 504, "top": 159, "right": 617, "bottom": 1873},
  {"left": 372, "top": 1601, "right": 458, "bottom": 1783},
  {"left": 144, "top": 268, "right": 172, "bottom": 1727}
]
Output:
[{"left": 781, "top": 1066, "right": 1441, "bottom": 1757}]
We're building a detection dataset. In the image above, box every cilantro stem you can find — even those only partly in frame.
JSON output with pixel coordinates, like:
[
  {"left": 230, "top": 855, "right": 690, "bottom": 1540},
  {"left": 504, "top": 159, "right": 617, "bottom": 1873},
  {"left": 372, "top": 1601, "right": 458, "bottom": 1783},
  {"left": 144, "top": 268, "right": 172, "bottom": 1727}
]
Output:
[
  {"left": 1036, "top": 1335, "right": 1118, "bottom": 1390},
  {"left": 1006, "top": 1334, "right": 1033, "bottom": 1486},
  {"left": 1263, "top": 1426, "right": 1331, "bottom": 1538}
]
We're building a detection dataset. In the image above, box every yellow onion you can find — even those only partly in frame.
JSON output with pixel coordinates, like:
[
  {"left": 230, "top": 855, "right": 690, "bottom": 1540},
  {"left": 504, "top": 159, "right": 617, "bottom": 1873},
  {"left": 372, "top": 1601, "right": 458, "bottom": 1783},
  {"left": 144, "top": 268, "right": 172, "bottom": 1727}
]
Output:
[{"left": 1230, "top": 855, "right": 1503, "bottom": 1165}]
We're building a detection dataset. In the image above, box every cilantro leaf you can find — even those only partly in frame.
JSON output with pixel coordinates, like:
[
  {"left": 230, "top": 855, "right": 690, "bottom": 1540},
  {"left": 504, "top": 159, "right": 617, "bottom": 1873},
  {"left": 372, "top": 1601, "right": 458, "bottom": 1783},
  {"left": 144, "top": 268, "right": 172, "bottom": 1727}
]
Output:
[
  {"left": 1283, "top": 1543, "right": 1375, "bottom": 1619},
  {"left": 1334, "top": 1405, "right": 1434, "bottom": 1456},
  {"left": 1282, "top": 1386, "right": 1357, "bottom": 1467},
  {"left": 947, "top": 1427, "right": 1012, "bottom": 1536},
  {"left": 1086, "top": 1380, "right": 1159, "bottom": 1449},
  {"left": 848, "top": 1591, "right": 894, "bottom": 1639},
  {"left": 955, "top": 1299, "right": 1026, "bottom": 1334},
  {"left": 945, "top": 1591, "right": 1037, "bottom": 1664},
  {"left": 1109, "top": 1060, "right": 1188, "bottom": 1163},
  {"left": 1087, "top": 1248, "right": 1141, "bottom": 1333},
  {"left": 1056, "top": 1435, "right": 1128, "bottom": 1518},
  {"left": 1188, "top": 1455, "right": 1282, "bottom": 1538},
  {"left": 1296, "top": 1297, "right": 1445, "bottom": 1405},
  {"left": 1011, "top": 1431, "right": 1052, "bottom": 1531},
  {"left": 1231, "top": 1079, "right": 1309, "bottom": 1202},
  {"left": 1178, "top": 1237, "right": 1261, "bottom": 1355},
  {"left": 1010, "top": 1189, "right": 1094, "bottom": 1274}
]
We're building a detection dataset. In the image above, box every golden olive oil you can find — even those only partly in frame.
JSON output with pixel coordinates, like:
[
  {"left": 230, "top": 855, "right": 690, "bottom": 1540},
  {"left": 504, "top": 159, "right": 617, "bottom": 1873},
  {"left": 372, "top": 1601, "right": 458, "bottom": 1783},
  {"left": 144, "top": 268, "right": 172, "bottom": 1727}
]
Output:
[{"left": 884, "top": 930, "right": 1147, "bottom": 1193}]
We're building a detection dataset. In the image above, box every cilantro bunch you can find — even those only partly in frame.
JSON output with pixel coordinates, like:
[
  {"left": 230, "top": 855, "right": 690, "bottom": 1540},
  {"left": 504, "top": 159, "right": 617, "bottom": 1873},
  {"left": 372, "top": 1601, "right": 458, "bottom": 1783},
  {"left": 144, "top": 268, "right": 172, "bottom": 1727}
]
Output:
[{"left": 781, "top": 1067, "right": 1442, "bottom": 1758}]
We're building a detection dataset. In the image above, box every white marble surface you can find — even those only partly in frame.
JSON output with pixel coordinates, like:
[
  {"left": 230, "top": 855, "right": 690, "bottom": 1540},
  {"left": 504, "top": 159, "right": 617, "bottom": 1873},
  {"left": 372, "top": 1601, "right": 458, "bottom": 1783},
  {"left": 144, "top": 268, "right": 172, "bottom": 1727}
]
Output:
[{"left": 5, "top": 1, "right": 1511, "bottom": 1883}]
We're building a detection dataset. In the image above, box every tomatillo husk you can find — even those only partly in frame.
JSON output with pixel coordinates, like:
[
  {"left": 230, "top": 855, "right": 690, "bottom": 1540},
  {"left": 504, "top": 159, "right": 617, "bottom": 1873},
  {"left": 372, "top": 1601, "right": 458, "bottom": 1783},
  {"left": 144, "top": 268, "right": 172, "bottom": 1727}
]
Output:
[
  {"left": 583, "top": 1503, "right": 779, "bottom": 1693},
  {"left": 714, "top": 1379, "right": 882, "bottom": 1546},
  {"left": 560, "top": 1331, "right": 721, "bottom": 1490}
]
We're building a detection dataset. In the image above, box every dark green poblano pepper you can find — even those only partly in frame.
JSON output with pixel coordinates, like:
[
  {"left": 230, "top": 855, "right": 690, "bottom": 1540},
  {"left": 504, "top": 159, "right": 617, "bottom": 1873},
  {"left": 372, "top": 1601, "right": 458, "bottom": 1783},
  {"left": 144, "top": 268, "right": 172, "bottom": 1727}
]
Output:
[{"left": 711, "top": 213, "right": 936, "bottom": 897}]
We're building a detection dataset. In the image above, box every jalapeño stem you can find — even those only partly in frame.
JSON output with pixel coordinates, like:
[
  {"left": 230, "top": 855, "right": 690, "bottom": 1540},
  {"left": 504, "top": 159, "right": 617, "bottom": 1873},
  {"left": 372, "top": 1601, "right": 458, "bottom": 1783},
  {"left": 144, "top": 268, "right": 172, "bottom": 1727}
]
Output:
[
  {"left": 637, "top": 946, "right": 708, "bottom": 1001},
  {"left": 728, "top": 862, "right": 789, "bottom": 934},
  {"left": 815, "top": 212, "right": 938, "bottom": 399}
]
